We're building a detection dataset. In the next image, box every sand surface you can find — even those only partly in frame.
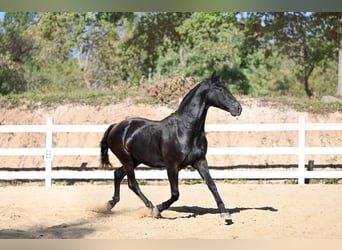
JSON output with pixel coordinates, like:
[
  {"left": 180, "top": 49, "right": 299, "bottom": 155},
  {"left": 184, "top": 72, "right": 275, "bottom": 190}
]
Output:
[{"left": 0, "top": 183, "right": 341, "bottom": 239}]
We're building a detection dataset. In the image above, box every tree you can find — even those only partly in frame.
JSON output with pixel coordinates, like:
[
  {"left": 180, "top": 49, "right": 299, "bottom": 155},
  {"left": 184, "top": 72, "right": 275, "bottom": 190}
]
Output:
[
  {"left": 0, "top": 12, "right": 38, "bottom": 94},
  {"left": 314, "top": 12, "right": 342, "bottom": 96},
  {"left": 34, "top": 12, "right": 124, "bottom": 90},
  {"left": 117, "top": 12, "right": 192, "bottom": 83},
  {"left": 156, "top": 12, "right": 249, "bottom": 94},
  {"left": 239, "top": 12, "right": 341, "bottom": 98}
]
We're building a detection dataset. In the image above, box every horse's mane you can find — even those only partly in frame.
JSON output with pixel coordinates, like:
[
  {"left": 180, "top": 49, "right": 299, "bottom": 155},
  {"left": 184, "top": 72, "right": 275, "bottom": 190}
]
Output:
[{"left": 177, "top": 80, "right": 208, "bottom": 111}]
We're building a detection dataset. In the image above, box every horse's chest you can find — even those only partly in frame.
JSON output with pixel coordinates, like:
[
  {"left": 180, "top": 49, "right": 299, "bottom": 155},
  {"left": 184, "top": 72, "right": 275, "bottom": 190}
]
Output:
[{"left": 178, "top": 136, "right": 207, "bottom": 166}]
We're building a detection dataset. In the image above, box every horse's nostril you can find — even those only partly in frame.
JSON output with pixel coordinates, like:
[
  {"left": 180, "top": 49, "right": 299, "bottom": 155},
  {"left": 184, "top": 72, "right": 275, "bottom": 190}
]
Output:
[
  {"left": 238, "top": 105, "right": 242, "bottom": 113},
  {"left": 235, "top": 103, "right": 242, "bottom": 114}
]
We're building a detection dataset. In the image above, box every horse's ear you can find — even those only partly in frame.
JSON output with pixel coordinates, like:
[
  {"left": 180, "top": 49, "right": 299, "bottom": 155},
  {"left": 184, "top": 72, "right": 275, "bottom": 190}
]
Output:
[{"left": 211, "top": 71, "right": 219, "bottom": 82}]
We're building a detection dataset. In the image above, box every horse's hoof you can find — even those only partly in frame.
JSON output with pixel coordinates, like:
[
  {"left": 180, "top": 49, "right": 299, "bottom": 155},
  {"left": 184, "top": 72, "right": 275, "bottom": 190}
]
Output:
[
  {"left": 225, "top": 219, "right": 234, "bottom": 225},
  {"left": 221, "top": 213, "right": 233, "bottom": 225},
  {"left": 151, "top": 206, "right": 161, "bottom": 218},
  {"left": 106, "top": 200, "right": 115, "bottom": 210}
]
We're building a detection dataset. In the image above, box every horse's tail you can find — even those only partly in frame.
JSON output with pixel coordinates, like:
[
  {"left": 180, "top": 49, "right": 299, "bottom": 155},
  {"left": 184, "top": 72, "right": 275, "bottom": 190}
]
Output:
[{"left": 100, "top": 124, "right": 116, "bottom": 169}]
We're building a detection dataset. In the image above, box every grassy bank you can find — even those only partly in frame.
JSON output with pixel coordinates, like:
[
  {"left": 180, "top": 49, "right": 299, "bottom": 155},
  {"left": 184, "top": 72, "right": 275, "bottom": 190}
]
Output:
[{"left": 0, "top": 86, "right": 341, "bottom": 114}]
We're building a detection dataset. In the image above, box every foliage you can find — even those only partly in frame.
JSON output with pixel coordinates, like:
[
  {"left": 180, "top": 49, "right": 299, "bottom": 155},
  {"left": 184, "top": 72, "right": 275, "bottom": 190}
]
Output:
[
  {"left": 239, "top": 12, "right": 341, "bottom": 97},
  {"left": 310, "top": 60, "right": 338, "bottom": 97},
  {"left": 242, "top": 49, "right": 298, "bottom": 97},
  {"left": 118, "top": 12, "right": 192, "bottom": 84},
  {"left": 155, "top": 13, "right": 249, "bottom": 94},
  {"left": 0, "top": 11, "right": 340, "bottom": 104},
  {"left": 34, "top": 12, "right": 124, "bottom": 90},
  {"left": 0, "top": 12, "right": 38, "bottom": 94},
  {"left": 28, "top": 59, "right": 83, "bottom": 93},
  {"left": 0, "top": 52, "right": 26, "bottom": 94}
]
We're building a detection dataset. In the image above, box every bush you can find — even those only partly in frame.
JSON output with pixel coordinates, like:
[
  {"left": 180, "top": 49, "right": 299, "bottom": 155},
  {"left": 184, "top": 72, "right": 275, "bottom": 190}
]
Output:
[{"left": 142, "top": 73, "right": 197, "bottom": 104}]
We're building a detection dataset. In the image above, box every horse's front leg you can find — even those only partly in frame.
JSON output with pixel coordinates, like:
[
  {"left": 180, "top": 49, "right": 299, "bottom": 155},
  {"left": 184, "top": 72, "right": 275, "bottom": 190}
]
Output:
[
  {"left": 193, "top": 158, "right": 233, "bottom": 225},
  {"left": 153, "top": 165, "right": 180, "bottom": 217}
]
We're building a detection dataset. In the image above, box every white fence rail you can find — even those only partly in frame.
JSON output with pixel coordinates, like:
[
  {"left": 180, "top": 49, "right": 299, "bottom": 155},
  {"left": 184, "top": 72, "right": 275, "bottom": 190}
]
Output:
[{"left": 0, "top": 116, "right": 341, "bottom": 187}]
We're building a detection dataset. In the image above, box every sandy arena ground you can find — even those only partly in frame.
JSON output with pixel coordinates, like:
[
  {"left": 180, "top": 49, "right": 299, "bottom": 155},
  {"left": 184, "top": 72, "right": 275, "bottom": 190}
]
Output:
[{"left": 0, "top": 183, "right": 341, "bottom": 239}]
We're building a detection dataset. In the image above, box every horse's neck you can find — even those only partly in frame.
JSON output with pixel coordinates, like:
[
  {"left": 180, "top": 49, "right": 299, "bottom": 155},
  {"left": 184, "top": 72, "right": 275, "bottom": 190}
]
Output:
[{"left": 175, "top": 88, "right": 209, "bottom": 132}]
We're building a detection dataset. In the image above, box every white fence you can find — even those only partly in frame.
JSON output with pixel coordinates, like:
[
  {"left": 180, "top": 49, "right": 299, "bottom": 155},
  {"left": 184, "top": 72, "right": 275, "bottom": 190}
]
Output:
[{"left": 0, "top": 116, "right": 341, "bottom": 187}]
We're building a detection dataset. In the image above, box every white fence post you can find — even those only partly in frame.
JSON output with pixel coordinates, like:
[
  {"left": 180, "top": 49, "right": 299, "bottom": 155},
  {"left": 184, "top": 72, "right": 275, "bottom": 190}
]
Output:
[
  {"left": 44, "top": 117, "right": 53, "bottom": 188},
  {"left": 298, "top": 115, "right": 306, "bottom": 185}
]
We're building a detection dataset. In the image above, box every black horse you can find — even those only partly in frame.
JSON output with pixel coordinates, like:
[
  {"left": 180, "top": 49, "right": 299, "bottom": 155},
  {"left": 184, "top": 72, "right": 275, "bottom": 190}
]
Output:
[{"left": 100, "top": 72, "right": 242, "bottom": 224}]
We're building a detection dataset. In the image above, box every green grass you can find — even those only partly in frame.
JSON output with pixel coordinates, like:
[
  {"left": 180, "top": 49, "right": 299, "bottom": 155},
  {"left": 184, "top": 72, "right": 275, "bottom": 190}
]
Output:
[
  {"left": 284, "top": 179, "right": 298, "bottom": 184},
  {"left": 137, "top": 179, "right": 148, "bottom": 185},
  {"left": 89, "top": 180, "right": 114, "bottom": 185},
  {"left": 263, "top": 96, "right": 342, "bottom": 114},
  {"left": 324, "top": 178, "right": 339, "bottom": 185},
  {"left": 1, "top": 86, "right": 341, "bottom": 114},
  {"left": 223, "top": 179, "right": 247, "bottom": 184},
  {"left": 184, "top": 179, "right": 204, "bottom": 185},
  {"left": 0, "top": 87, "right": 140, "bottom": 110}
]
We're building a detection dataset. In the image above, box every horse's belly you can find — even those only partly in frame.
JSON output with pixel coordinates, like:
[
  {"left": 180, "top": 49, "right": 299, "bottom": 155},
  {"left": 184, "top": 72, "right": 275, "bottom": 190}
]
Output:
[{"left": 127, "top": 135, "right": 167, "bottom": 168}]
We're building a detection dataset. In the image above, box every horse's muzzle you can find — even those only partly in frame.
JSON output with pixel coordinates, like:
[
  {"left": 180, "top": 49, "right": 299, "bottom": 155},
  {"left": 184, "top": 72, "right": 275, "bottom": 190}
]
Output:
[{"left": 231, "top": 103, "right": 242, "bottom": 116}]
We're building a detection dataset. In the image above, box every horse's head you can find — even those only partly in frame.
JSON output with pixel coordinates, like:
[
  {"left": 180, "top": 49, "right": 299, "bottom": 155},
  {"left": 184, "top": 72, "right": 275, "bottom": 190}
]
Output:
[{"left": 207, "top": 71, "right": 242, "bottom": 117}]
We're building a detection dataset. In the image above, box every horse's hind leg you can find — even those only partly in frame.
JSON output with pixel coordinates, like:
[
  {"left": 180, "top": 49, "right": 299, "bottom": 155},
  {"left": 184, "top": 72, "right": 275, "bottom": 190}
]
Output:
[
  {"left": 124, "top": 165, "right": 155, "bottom": 212},
  {"left": 107, "top": 166, "right": 126, "bottom": 210}
]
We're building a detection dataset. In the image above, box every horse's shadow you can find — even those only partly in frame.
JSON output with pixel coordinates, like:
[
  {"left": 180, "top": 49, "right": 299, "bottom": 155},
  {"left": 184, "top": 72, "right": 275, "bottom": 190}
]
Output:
[{"left": 165, "top": 205, "right": 278, "bottom": 220}]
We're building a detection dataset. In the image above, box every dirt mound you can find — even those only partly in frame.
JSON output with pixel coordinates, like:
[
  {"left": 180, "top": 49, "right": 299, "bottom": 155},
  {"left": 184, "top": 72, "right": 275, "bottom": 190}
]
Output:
[{"left": 0, "top": 98, "right": 341, "bottom": 169}]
